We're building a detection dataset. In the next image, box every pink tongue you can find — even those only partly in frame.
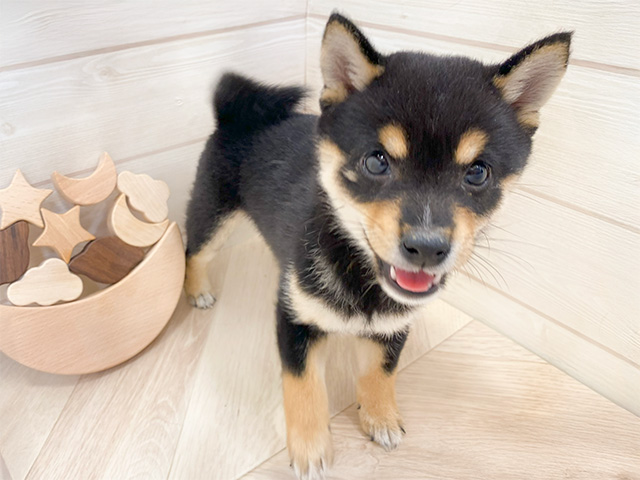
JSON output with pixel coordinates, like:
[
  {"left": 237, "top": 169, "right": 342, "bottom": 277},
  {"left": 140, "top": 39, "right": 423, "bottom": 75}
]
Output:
[{"left": 394, "top": 268, "right": 435, "bottom": 293}]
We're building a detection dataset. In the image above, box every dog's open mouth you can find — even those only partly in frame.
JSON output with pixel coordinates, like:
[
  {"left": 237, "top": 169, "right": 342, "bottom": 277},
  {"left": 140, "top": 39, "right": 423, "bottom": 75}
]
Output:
[{"left": 378, "top": 259, "right": 445, "bottom": 298}]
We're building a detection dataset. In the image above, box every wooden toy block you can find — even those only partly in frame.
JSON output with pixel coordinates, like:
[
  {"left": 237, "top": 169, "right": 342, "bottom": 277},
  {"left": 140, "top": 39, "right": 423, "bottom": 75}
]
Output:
[
  {"left": 117, "top": 171, "right": 170, "bottom": 223},
  {"left": 0, "top": 170, "right": 52, "bottom": 229},
  {"left": 69, "top": 236, "right": 146, "bottom": 284},
  {"left": 52, "top": 152, "right": 117, "bottom": 205},
  {"left": 0, "top": 223, "right": 185, "bottom": 374},
  {"left": 7, "top": 258, "right": 83, "bottom": 306},
  {"left": 0, "top": 221, "right": 30, "bottom": 285},
  {"left": 108, "top": 194, "right": 169, "bottom": 247},
  {"left": 33, "top": 206, "right": 95, "bottom": 263}
]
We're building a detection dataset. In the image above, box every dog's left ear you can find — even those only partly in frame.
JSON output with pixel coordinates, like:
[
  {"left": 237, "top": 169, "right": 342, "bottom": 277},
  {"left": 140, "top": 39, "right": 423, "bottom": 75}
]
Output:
[
  {"left": 492, "top": 32, "right": 572, "bottom": 132},
  {"left": 320, "top": 13, "right": 385, "bottom": 109}
]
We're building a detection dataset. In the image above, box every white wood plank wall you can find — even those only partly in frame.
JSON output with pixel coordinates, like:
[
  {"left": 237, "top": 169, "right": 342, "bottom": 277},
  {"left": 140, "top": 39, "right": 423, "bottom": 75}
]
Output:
[
  {"left": 0, "top": 1, "right": 307, "bottom": 232},
  {"left": 1, "top": 5, "right": 637, "bottom": 465},
  {"left": 305, "top": 2, "right": 640, "bottom": 414}
]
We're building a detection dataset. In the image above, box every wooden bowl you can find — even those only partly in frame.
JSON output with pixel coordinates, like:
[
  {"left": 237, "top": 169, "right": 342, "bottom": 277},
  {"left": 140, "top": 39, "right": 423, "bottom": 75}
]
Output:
[{"left": 0, "top": 222, "right": 185, "bottom": 374}]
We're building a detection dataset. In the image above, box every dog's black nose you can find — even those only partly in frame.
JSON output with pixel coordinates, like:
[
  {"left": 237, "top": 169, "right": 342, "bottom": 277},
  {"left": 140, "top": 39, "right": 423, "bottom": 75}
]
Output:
[{"left": 401, "top": 232, "right": 451, "bottom": 267}]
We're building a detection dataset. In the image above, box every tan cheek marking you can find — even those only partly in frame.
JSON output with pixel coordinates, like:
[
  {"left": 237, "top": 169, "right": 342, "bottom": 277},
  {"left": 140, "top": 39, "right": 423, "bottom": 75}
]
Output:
[
  {"left": 455, "top": 129, "right": 488, "bottom": 166},
  {"left": 452, "top": 206, "right": 479, "bottom": 267},
  {"left": 317, "top": 138, "right": 400, "bottom": 263},
  {"left": 379, "top": 124, "right": 408, "bottom": 159},
  {"left": 355, "top": 338, "right": 402, "bottom": 434},
  {"left": 282, "top": 340, "right": 333, "bottom": 469},
  {"left": 359, "top": 200, "right": 401, "bottom": 262}
]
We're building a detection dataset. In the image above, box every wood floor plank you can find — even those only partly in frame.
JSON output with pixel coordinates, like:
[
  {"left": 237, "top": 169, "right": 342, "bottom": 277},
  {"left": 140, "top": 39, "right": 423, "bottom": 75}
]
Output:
[
  {"left": 0, "top": 355, "right": 78, "bottom": 480},
  {"left": 1, "top": 451, "right": 13, "bottom": 480},
  {"left": 168, "top": 239, "right": 284, "bottom": 480},
  {"left": 441, "top": 274, "right": 640, "bottom": 417},
  {"left": 435, "top": 321, "right": 545, "bottom": 363},
  {"left": 245, "top": 322, "right": 640, "bottom": 480},
  {"left": 169, "top": 238, "right": 471, "bottom": 479},
  {"left": 24, "top": 253, "right": 231, "bottom": 480}
]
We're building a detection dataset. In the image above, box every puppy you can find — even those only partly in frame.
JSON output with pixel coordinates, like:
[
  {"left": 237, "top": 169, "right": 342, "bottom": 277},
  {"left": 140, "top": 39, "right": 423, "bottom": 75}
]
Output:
[{"left": 184, "top": 13, "right": 571, "bottom": 479}]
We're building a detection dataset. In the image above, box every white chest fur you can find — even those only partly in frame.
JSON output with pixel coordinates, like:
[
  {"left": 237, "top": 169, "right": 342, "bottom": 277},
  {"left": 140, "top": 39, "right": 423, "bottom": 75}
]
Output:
[{"left": 286, "top": 270, "right": 427, "bottom": 337}]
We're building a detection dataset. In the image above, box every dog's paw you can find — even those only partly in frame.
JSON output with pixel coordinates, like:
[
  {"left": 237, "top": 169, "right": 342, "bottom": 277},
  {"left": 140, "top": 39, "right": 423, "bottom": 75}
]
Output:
[
  {"left": 289, "top": 426, "right": 333, "bottom": 480},
  {"left": 187, "top": 291, "right": 216, "bottom": 309},
  {"left": 358, "top": 404, "right": 405, "bottom": 451}
]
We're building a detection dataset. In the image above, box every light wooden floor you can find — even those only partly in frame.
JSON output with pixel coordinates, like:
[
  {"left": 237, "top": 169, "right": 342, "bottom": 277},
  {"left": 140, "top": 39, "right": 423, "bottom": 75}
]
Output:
[
  {"left": 1, "top": 236, "right": 639, "bottom": 480},
  {"left": 0, "top": 236, "right": 470, "bottom": 480}
]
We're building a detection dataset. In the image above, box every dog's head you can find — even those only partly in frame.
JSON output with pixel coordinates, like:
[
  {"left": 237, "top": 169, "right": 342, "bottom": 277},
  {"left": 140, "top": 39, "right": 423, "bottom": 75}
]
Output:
[{"left": 316, "top": 14, "right": 571, "bottom": 305}]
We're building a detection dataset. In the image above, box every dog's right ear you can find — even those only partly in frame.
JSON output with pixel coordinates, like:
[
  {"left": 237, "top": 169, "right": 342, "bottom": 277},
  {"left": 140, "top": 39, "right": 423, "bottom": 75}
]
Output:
[{"left": 320, "top": 13, "right": 385, "bottom": 109}]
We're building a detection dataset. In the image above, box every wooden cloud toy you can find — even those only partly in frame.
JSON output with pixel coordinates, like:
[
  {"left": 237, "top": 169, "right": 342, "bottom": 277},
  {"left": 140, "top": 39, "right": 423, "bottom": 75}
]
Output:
[
  {"left": 8, "top": 258, "right": 83, "bottom": 306},
  {"left": 117, "top": 171, "right": 170, "bottom": 223},
  {"left": 0, "top": 155, "right": 185, "bottom": 374}
]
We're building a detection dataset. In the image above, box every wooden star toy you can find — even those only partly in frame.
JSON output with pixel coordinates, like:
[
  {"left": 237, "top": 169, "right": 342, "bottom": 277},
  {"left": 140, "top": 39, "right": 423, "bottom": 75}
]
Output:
[
  {"left": 33, "top": 206, "right": 95, "bottom": 263},
  {"left": 0, "top": 170, "right": 52, "bottom": 229}
]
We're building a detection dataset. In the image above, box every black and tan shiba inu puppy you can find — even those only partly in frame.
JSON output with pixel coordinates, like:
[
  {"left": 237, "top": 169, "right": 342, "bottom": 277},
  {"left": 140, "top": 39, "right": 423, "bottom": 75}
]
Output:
[{"left": 184, "top": 13, "right": 570, "bottom": 480}]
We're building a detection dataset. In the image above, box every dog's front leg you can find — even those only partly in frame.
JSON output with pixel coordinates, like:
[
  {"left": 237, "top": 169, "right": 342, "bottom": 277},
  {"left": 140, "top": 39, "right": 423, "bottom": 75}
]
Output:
[
  {"left": 277, "top": 300, "right": 332, "bottom": 480},
  {"left": 355, "top": 330, "right": 408, "bottom": 451}
]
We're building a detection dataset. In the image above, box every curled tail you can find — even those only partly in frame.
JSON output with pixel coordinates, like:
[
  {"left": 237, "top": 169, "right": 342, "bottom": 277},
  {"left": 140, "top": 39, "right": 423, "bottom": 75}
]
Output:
[{"left": 213, "top": 72, "right": 306, "bottom": 134}]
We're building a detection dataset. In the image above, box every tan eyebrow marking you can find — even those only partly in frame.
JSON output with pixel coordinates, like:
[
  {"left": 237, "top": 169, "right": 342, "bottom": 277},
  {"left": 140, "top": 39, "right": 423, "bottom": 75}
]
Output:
[
  {"left": 378, "top": 124, "right": 408, "bottom": 159},
  {"left": 455, "top": 129, "right": 489, "bottom": 165}
]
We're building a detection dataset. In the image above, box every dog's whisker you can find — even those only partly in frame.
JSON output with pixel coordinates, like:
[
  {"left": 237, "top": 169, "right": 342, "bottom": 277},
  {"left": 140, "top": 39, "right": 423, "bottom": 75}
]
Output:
[{"left": 469, "top": 252, "right": 509, "bottom": 290}]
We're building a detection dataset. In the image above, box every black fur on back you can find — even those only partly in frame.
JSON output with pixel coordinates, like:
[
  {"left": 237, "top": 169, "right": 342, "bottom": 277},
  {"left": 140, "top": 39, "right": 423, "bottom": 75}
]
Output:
[
  {"left": 213, "top": 72, "right": 306, "bottom": 134},
  {"left": 185, "top": 74, "right": 307, "bottom": 256}
]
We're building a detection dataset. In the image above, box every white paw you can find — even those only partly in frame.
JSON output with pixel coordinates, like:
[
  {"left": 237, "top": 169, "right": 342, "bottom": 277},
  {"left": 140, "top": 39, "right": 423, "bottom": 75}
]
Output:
[
  {"left": 289, "top": 427, "right": 333, "bottom": 480},
  {"left": 293, "top": 457, "right": 328, "bottom": 480},
  {"left": 359, "top": 405, "right": 405, "bottom": 451},
  {"left": 188, "top": 292, "right": 216, "bottom": 309}
]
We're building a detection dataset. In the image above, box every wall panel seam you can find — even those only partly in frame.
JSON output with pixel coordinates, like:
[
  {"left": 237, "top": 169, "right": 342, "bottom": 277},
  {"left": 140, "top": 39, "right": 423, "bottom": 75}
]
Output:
[
  {"left": 0, "top": 14, "right": 307, "bottom": 74},
  {"left": 459, "top": 271, "right": 640, "bottom": 370},
  {"left": 517, "top": 187, "right": 640, "bottom": 235},
  {"left": 306, "top": 13, "right": 640, "bottom": 78},
  {"left": 31, "top": 136, "right": 209, "bottom": 189}
]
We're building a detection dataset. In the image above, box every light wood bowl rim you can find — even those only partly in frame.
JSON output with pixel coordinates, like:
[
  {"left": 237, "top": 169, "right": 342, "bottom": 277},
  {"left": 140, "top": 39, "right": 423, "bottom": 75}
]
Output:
[{"left": 0, "top": 222, "right": 185, "bottom": 375}]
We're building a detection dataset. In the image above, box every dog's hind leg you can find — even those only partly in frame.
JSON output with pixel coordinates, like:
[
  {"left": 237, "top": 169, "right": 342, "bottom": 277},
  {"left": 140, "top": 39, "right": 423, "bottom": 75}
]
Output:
[
  {"left": 184, "top": 138, "right": 243, "bottom": 309},
  {"left": 184, "top": 210, "right": 244, "bottom": 308}
]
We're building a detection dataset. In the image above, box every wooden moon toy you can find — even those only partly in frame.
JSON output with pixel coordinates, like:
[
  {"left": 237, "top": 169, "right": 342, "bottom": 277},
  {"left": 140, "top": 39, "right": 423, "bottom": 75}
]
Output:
[
  {"left": 117, "top": 171, "right": 170, "bottom": 223},
  {"left": 109, "top": 194, "right": 169, "bottom": 247},
  {"left": 0, "top": 223, "right": 185, "bottom": 374},
  {"left": 69, "top": 236, "right": 146, "bottom": 284},
  {"left": 0, "top": 221, "right": 30, "bottom": 285},
  {"left": 52, "top": 152, "right": 117, "bottom": 205}
]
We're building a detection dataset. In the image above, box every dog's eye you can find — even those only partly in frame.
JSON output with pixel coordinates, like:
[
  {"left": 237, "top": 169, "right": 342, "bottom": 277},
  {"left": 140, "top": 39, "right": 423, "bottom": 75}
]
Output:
[
  {"left": 464, "top": 162, "right": 490, "bottom": 187},
  {"left": 364, "top": 152, "right": 390, "bottom": 175}
]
